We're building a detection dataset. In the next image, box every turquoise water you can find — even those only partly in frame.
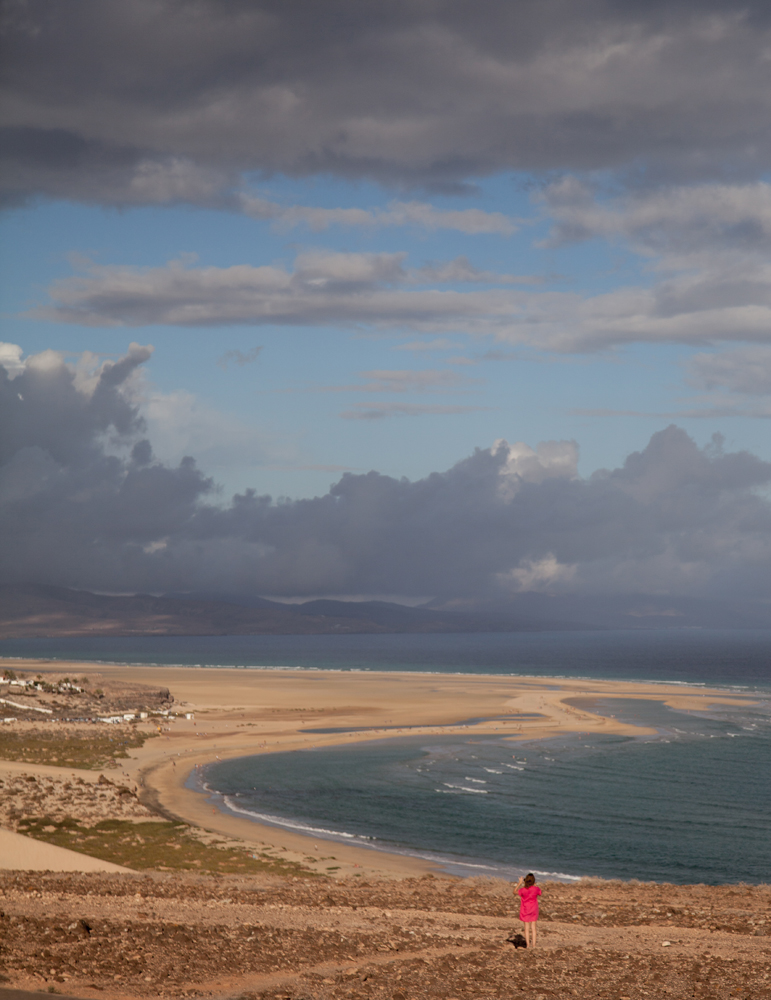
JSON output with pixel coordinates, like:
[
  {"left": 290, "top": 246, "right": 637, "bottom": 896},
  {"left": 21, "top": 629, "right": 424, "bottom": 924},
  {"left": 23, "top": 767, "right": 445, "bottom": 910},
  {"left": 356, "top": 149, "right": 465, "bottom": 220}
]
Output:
[{"left": 201, "top": 697, "right": 771, "bottom": 884}]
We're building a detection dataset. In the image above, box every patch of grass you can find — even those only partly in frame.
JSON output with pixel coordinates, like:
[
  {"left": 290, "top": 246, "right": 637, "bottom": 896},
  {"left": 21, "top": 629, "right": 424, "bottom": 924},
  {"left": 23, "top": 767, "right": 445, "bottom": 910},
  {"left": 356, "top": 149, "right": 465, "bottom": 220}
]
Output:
[
  {"left": 0, "top": 727, "right": 154, "bottom": 769},
  {"left": 16, "top": 816, "right": 314, "bottom": 876}
]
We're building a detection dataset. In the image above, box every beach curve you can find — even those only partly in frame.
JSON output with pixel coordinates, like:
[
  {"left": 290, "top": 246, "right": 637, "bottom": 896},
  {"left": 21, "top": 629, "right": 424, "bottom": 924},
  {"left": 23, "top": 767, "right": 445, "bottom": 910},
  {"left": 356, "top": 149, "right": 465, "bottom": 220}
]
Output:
[{"left": 2, "top": 659, "right": 760, "bottom": 879}]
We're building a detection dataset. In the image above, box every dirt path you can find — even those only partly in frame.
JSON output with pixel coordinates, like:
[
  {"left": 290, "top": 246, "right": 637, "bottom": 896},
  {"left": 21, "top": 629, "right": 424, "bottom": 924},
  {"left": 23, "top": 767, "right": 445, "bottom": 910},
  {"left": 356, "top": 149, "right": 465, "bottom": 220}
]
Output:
[{"left": 1, "top": 871, "right": 769, "bottom": 999}]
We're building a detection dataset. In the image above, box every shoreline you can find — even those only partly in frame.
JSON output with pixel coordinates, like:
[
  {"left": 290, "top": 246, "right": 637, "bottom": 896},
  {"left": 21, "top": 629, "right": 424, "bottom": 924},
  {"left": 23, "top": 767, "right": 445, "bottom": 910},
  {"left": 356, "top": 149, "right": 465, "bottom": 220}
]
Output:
[
  {"left": 188, "top": 760, "right": 587, "bottom": 882},
  {"left": 3, "top": 652, "right": 771, "bottom": 692},
  {"left": 1, "top": 657, "right": 763, "bottom": 880}
]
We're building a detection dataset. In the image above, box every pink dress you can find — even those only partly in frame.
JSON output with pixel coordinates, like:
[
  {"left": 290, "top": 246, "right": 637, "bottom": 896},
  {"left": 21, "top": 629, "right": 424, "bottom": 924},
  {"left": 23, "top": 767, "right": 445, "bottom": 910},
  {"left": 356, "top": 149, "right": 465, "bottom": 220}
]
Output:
[{"left": 518, "top": 885, "right": 541, "bottom": 922}]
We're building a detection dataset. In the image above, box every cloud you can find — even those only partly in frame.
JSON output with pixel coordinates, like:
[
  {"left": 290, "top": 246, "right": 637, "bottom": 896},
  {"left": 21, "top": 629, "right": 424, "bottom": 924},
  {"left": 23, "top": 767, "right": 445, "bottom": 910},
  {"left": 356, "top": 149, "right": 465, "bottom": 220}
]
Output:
[
  {"left": 494, "top": 438, "right": 579, "bottom": 495},
  {"left": 687, "top": 345, "right": 771, "bottom": 395},
  {"left": 668, "top": 345, "right": 771, "bottom": 419},
  {"left": 0, "top": 341, "right": 153, "bottom": 467},
  {"left": 499, "top": 554, "right": 577, "bottom": 592},
  {"left": 570, "top": 408, "right": 655, "bottom": 418},
  {"left": 339, "top": 403, "right": 485, "bottom": 420},
  {"left": 410, "top": 257, "right": 539, "bottom": 285},
  {"left": 29, "top": 250, "right": 526, "bottom": 332},
  {"left": 5, "top": 2, "right": 771, "bottom": 205},
  {"left": 217, "top": 346, "right": 263, "bottom": 370},
  {"left": 140, "top": 388, "right": 287, "bottom": 474},
  {"left": 239, "top": 196, "right": 517, "bottom": 235},
  {"left": 541, "top": 178, "right": 771, "bottom": 266},
  {"left": 315, "top": 366, "right": 483, "bottom": 416},
  {"left": 348, "top": 369, "right": 477, "bottom": 394},
  {"left": 32, "top": 246, "right": 771, "bottom": 354},
  {"left": 33, "top": 251, "right": 538, "bottom": 335},
  {"left": 0, "top": 343, "right": 24, "bottom": 378},
  {"left": 395, "top": 339, "right": 465, "bottom": 353},
  {"left": 3, "top": 342, "right": 771, "bottom": 601},
  {"left": 527, "top": 178, "right": 771, "bottom": 351}
]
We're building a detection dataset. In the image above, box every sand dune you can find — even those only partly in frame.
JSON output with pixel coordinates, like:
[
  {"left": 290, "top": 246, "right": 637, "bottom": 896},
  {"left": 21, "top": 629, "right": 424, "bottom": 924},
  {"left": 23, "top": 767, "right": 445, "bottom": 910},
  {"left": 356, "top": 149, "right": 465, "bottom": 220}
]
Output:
[{"left": 0, "top": 827, "right": 133, "bottom": 873}]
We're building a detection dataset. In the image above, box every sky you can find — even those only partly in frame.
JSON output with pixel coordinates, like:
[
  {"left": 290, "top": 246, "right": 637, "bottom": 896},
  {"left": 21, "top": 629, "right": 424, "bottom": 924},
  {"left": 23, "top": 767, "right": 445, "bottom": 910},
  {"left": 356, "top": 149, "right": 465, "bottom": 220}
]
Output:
[{"left": 3, "top": 0, "right": 771, "bottom": 606}]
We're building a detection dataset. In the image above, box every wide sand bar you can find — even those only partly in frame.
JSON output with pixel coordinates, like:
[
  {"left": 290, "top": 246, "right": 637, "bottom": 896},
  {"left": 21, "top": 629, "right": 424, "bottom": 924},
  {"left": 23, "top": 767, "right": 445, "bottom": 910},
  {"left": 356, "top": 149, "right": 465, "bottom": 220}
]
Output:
[{"left": 2, "top": 659, "right": 760, "bottom": 878}]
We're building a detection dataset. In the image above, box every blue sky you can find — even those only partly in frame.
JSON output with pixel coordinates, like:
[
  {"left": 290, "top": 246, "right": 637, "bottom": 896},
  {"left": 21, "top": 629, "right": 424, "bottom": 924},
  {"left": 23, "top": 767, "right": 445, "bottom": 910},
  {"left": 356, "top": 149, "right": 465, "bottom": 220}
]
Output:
[
  {"left": 3, "top": 1, "right": 771, "bottom": 604},
  {"left": 4, "top": 173, "right": 764, "bottom": 502}
]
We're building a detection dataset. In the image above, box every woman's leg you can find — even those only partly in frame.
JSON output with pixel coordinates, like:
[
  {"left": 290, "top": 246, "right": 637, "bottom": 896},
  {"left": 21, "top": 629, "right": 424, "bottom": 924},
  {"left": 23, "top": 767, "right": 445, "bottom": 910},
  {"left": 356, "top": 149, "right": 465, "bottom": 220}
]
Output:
[
  {"left": 523, "top": 920, "right": 531, "bottom": 947},
  {"left": 531, "top": 920, "right": 537, "bottom": 947}
]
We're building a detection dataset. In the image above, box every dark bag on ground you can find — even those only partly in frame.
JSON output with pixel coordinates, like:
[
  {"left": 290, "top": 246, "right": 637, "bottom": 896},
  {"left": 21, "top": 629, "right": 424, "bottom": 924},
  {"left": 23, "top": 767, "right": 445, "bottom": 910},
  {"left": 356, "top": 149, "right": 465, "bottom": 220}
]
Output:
[{"left": 506, "top": 932, "right": 527, "bottom": 948}]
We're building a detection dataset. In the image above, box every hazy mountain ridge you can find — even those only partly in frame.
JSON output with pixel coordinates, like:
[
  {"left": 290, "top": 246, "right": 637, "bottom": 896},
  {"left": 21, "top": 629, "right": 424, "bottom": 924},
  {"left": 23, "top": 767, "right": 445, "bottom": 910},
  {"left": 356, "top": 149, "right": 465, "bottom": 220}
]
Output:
[
  {"left": 1, "top": 585, "right": 770, "bottom": 639},
  {"left": 0, "top": 584, "right": 585, "bottom": 639}
]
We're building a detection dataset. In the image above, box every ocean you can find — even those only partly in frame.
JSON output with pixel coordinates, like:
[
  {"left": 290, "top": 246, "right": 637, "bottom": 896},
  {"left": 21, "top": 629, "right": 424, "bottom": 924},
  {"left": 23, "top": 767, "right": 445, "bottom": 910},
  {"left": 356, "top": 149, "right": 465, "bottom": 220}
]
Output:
[
  {"left": 3, "top": 628, "right": 771, "bottom": 686},
  {"left": 4, "top": 630, "right": 771, "bottom": 884}
]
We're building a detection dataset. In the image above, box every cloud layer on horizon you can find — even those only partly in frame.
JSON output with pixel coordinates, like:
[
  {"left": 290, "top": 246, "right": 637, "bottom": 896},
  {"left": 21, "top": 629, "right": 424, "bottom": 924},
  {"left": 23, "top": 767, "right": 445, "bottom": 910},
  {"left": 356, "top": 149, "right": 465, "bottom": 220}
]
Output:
[{"left": 2, "top": 345, "right": 771, "bottom": 603}]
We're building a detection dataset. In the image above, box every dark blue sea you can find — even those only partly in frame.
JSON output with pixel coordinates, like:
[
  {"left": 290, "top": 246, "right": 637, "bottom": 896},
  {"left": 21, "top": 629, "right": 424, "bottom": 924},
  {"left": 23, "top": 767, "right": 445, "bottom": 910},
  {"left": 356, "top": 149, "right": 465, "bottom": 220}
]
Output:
[
  {"left": 2, "top": 629, "right": 770, "bottom": 686},
  {"left": 4, "top": 631, "right": 771, "bottom": 884}
]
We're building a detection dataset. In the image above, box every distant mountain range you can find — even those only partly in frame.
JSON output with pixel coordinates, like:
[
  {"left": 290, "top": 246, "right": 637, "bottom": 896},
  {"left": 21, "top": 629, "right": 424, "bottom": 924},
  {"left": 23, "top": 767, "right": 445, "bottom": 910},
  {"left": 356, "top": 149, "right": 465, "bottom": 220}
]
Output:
[
  {"left": 1, "top": 584, "right": 770, "bottom": 639},
  {"left": 0, "top": 584, "right": 584, "bottom": 639}
]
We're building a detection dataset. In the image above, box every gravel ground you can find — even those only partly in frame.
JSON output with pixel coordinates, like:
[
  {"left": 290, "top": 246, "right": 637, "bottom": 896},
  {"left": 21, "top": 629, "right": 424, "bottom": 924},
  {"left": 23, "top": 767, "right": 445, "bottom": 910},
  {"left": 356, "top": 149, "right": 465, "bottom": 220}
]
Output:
[{"left": 1, "top": 871, "right": 769, "bottom": 1000}]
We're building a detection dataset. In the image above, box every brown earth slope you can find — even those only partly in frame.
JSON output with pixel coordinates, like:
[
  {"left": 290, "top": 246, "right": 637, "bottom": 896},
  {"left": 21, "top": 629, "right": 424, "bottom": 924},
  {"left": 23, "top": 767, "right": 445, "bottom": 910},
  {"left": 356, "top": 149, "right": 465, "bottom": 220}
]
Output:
[{"left": 1, "top": 872, "right": 769, "bottom": 1000}]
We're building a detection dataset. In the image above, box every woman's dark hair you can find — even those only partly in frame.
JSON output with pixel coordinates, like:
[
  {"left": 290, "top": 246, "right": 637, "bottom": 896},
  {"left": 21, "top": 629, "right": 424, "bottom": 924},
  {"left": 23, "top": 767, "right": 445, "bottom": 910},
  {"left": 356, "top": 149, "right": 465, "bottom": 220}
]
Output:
[{"left": 524, "top": 873, "right": 535, "bottom": 887}]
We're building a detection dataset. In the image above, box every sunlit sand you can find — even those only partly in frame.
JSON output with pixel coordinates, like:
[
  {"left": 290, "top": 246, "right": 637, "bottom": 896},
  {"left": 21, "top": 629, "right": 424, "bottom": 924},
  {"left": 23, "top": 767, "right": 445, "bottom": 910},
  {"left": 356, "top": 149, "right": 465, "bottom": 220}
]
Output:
[{"left": 1, "top": 659, "right": 757, "bottom": 877}]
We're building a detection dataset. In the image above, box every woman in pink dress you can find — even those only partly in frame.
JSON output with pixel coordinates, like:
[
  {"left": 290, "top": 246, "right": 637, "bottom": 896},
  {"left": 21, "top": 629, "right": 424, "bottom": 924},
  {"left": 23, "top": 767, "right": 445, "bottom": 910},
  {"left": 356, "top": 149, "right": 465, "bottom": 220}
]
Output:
[{"left": 514, "top": 872, "right": 541, "bottom": 948}]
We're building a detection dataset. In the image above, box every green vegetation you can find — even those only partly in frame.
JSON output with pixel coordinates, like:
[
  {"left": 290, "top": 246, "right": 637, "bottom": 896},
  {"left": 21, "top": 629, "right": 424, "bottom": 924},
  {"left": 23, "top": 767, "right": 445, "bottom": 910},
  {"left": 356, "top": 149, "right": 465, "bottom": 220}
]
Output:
[
  {"left": 16, "top": 817, "right": 313, "bottom": 876},
  {"left": 0, "top": 728, "right": 153, "bottom": 769}
]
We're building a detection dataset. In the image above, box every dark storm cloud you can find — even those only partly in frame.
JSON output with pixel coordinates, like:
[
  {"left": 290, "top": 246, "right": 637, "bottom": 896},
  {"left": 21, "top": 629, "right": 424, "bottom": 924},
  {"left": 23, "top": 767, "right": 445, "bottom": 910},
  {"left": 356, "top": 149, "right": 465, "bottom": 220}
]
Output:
[
  {"left": 4, "top": 0, "right": 771, "bottom": 205},
  {"left": 0, "top": 342, "right": 152, "bottom": 465},
  {"left": 2, "top": 345, "right": 771, "bottom": 601}
]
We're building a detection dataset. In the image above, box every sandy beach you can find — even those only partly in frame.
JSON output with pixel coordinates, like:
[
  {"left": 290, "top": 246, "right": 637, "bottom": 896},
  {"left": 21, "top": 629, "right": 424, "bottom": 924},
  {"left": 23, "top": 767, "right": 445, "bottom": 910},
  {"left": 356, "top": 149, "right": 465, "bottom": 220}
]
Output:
[
  {"left": 0, "top": 827, "right": 134, "bottom": 873},
  {"left": 1, "top": 659, "right": 769, "bottom": 999},
  {"left": 0, "top": 658, "right": 759, "bottom": 878}
]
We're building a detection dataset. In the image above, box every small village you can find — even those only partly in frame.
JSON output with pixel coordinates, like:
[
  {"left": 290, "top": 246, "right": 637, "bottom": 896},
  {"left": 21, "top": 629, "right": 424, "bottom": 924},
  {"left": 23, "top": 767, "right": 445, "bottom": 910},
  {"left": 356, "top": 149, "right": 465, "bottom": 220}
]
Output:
[{"left": 0, "top": 667, "right": 178, "bottom": 725}]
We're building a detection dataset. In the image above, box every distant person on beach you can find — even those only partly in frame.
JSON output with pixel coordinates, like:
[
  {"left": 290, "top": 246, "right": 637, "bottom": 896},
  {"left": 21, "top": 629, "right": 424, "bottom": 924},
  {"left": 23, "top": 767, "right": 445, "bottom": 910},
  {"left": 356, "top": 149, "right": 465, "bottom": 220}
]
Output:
[{"left": 514, "top": 873, "right": 541, "bottom": 947}]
